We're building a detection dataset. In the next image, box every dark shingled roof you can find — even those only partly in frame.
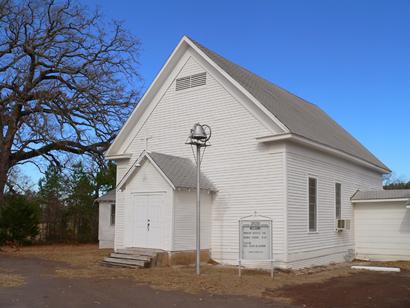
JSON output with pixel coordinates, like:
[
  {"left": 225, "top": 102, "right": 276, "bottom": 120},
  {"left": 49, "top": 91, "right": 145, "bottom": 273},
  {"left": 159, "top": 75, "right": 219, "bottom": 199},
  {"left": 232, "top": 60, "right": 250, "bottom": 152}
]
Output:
[
  {"left": 188, "top": 37, "right": 389, "bottom": 172},
  {"left": 351, "top": 189, "right": 410, "bottom": 201},
  {"left": 149, "top": 152, "right": 216, "bottom": 191},
  {"left": 95, "top": 190, "right": 116, "bottom": 203}
]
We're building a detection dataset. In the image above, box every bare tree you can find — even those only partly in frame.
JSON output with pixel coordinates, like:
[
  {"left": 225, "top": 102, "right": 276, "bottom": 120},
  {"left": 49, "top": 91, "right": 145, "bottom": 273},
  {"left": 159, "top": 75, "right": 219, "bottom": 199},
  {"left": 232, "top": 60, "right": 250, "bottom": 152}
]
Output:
[{"left": 0, "top": 0, "right": 141, "bottom": 205}]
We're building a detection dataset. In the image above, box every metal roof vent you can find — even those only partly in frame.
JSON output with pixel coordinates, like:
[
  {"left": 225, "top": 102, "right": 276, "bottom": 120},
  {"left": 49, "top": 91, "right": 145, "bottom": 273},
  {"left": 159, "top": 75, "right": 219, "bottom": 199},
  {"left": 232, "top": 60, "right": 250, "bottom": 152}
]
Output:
[{"left": 176, "top": 72, "right": 206, "bottom": 91}]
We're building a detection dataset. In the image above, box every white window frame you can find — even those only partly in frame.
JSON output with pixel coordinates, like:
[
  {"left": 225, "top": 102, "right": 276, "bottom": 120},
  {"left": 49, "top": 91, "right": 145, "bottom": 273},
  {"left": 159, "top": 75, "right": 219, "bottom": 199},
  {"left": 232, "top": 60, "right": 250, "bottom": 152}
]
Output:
[
  {"left": 307, "top": 176, "right": 318, "bottom": 233},
  {"left": 335, "top": 182, "right": 342, "bottom": 222}
]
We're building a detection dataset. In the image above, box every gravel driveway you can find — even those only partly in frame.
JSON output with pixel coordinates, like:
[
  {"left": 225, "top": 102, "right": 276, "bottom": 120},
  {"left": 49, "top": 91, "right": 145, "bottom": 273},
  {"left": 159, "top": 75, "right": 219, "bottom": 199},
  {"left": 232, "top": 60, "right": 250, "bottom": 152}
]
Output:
[{"left": 0, "top": 255, "right": 290, "bottom": 308}]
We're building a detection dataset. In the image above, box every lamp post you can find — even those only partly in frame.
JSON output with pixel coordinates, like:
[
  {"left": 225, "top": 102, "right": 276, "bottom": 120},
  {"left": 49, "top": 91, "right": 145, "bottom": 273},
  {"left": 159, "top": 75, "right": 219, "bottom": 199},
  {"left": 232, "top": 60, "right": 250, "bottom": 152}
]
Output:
[{"left": 186, "top": 123, "right": 211, "bottom": 275}]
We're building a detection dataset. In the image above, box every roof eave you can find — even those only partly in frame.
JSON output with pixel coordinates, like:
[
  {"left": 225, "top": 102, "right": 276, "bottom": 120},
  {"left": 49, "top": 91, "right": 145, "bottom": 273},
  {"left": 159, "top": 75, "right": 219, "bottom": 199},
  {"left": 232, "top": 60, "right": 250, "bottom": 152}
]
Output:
[
  {"left": 256, "top": 133, "right": 391, "bottom": 174},
  {"left": 105, "top": 153, "right": 132, "bottom": 160},
  {"left": 185, "top": 36, "right": 290, "bottom": 134},
  {"left": 105, "top": 37, "right": 190, "bottom": 157},
  {"left": 351, "top": 198, "right": 409, "bottom": 203}
]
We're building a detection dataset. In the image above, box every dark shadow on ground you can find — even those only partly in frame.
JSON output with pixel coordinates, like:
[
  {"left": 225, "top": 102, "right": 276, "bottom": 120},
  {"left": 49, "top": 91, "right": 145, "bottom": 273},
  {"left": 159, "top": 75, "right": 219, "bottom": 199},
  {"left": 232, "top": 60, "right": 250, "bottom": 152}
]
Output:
[{"left": 269, "top": 270, "right": 410, "bottom": 308}]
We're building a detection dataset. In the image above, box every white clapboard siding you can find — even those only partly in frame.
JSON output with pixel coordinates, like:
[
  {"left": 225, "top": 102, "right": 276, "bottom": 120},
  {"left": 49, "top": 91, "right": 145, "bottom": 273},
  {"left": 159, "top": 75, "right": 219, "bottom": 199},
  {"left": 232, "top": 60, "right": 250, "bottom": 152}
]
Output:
[
  {"left": 113, "top": 160, "right": 128, "bottom": 251},
  {"left": 285, "top": 143, "right": 383, "bottom": 268},
  {"left": 173, "top": 190, "right": 212, "bottom": 251},
  {"left": 98, "top": 202, "right": 115, "bottom": 248},
  {"left": 355, "top": 202, "right": 410, "bottom": 261},
  {"left": 115, "top": 159, "right": 174, "bottom": 251},
  {"left": 121, "top": 51, "right": 287, "bottom": 266}
]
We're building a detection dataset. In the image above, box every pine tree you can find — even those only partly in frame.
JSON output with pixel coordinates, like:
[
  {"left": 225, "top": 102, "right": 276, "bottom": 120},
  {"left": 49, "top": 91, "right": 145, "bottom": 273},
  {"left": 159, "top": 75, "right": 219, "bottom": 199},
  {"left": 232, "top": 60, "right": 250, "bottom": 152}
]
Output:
[
  {"left": 66, "top": 163, "right": 97, "bottom": 242},
  {"left": 37, "top": 165, "right": 67, "bottom": 242}
]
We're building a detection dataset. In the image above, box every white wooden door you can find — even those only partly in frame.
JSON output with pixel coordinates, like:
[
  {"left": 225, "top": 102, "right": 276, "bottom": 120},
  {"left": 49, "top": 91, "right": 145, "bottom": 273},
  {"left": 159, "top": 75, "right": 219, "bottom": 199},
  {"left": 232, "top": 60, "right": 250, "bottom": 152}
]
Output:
[
  {"left": 145, "top": 194, "right": 163, "bottom": 249},
  {"left": 133, "top": 194, "right": 148, "bottom": 248},
  {"left": 130, "top": 193, "right": 164, "bottom": 249}
]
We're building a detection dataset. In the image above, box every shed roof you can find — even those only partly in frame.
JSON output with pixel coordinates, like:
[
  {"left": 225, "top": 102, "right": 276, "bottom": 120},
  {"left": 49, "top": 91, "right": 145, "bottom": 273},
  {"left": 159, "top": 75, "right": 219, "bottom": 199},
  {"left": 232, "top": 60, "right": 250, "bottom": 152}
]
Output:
[
  {"left": 149, "top": 152, "right": 216, "bottom": 191},
  {"left": 188, "top": 37, "right": 389, "bottom": 172},
  {"left": 95, "top": 190, "right": 116, "bottom": 203},
  {"left": 351, "top": 189, "right": 410, "bottom": 201}
]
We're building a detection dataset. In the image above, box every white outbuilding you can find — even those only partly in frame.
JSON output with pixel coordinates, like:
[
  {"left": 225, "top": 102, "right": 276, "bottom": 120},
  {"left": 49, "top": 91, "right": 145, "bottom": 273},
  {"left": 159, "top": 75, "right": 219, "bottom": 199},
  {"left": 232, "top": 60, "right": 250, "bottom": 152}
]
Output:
[
  {"left": 96, "top": 190, "right": 116, "bottom": 249},
  {"left": 352, "top": 190, "right": 410, "bottom": 261}
]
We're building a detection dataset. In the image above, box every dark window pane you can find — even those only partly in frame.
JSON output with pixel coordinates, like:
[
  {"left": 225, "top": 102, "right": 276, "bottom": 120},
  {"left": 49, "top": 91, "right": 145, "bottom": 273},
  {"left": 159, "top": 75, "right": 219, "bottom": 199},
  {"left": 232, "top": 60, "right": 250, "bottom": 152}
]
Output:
[
  {"left": 335, "top": 183, "right": 341, "bottom": 220},
  {"left": 308, "top": 178, "right": 317, "bottom": 231},
  {"left": 110, "top": 204, "right": 116, "bottom": 225}
]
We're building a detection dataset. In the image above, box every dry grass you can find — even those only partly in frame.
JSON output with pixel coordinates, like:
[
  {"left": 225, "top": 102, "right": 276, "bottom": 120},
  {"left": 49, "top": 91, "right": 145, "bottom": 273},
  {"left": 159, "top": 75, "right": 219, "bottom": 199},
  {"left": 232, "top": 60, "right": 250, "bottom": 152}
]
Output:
[
  {"left": 0, "top": 268, "right": 25, "bottom": 288},
  {"left": 3, "top": 245, "right": 409, "bottom": 298}
]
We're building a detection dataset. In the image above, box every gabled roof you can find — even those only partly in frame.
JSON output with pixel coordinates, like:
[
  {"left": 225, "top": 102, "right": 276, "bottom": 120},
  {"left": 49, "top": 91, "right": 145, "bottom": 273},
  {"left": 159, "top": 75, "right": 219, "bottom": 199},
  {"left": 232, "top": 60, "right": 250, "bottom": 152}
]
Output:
[
  {"left": 107, "top": 36, "right": 389, "bottom": 173},
  {"left": 351, "top": 189, "right": 410, "bottom": 201},
  {"left": 117, "top": 151, "right": 216, "bottom": 192},
  {"left": 149, "top": 152, "right": 216, "bottom": 191},
  {"left": 188, "top": 37, "right": 389, "bottom": 172},
  {"left": 95, "top": 190, "right": 116, "bottom": 203}
]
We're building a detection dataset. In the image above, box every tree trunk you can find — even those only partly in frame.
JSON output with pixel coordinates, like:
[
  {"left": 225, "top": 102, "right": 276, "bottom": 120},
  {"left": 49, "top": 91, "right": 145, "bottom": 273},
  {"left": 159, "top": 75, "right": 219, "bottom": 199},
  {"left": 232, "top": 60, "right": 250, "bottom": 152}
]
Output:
[{"left": 0, "top": 153, "right": 9, "bottom": 208}]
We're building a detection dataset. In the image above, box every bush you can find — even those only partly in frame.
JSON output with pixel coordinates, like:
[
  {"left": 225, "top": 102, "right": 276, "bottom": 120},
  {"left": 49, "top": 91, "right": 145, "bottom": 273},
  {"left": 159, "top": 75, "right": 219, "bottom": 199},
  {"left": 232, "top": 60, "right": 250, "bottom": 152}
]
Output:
[{"left": 0, "top": 194, "right": 40, "bottom": 246}]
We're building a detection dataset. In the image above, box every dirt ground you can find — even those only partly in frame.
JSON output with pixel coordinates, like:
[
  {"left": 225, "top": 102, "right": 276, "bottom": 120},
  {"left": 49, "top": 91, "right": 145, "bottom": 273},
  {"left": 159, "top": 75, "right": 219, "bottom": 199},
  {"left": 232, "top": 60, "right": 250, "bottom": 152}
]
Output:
[{"left": 1, "top": 244, "right": 409, "bottom": 307}]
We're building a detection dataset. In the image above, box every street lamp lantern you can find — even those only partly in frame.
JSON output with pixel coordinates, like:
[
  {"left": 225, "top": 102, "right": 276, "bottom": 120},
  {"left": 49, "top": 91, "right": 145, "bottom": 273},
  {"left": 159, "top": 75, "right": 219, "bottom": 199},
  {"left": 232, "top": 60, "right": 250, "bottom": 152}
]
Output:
[{"left": 186, "top": 123, "right": 211, "bottom": 275}]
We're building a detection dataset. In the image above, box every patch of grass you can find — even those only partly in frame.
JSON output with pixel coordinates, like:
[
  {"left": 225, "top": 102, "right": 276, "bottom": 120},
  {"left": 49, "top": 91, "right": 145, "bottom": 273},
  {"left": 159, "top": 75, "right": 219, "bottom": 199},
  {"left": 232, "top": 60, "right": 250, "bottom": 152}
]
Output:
[
  {"left": 0, "top": 268, "right": 25, "bottom": 288},
  {"left": 5, "top": 244, "right": 408, "bottom": 298},
  {"left": 1, "top": 245, "right": 353, "bottom": 297}
]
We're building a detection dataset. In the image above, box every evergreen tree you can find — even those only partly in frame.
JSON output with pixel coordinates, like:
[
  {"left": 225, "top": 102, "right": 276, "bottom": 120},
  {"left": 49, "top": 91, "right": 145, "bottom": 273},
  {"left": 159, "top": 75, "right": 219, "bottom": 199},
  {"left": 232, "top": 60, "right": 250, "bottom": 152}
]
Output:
[
  {"left": 37, "top": 165, "right": 67, "bottom": 242},
  {"left": 384, "top": 181, "right": 410, "bottom": 190},
  {"left": 66, "top": 163, "right": 97, "bottom": 242},
  {"left": 0, "top": 194, "right": 40, "bottom": 246},
  {"left": 94, "top": 161, "right": 117, "bottom": 198}
]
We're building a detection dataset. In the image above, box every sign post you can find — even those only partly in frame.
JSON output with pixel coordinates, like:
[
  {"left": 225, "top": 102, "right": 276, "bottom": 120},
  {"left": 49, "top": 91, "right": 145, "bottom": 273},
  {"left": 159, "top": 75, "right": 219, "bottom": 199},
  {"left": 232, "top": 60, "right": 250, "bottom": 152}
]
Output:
[{"left": 239, "top": 213, "right": 274, "bottom": 278}]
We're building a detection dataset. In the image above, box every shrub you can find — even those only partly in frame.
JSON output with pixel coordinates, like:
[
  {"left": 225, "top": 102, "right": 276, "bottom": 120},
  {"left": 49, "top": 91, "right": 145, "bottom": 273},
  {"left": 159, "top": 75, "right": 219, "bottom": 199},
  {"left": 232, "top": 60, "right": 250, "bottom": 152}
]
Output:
[{"left": 0, "top": 195, "right": 40, "bottom": 246}]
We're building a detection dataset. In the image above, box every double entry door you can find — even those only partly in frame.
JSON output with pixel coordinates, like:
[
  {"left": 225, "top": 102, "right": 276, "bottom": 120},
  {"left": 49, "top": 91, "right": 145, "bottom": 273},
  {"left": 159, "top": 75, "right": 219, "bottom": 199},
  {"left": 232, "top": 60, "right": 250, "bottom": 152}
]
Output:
[{"left": 128, "top": 193, "right": 164, "bottom": 249}]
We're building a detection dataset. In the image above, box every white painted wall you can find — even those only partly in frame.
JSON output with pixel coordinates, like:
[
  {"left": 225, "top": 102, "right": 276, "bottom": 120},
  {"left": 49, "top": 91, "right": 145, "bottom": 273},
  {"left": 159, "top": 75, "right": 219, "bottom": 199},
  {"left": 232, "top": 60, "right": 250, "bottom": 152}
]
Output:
[
  {"left": 111, "top": 44, "right": 387, "bottom": 269},
  {"left": 354, "top": 202, "right": 410, "bottom": 261},
  {"left": 115, "top": 159, "right": 174, "bottom": 251},
  {"left": 98, "top": 202, "right": 115, "bottom": 249},
  {"left": 285, "top": 143, "right": 383, "bottom": 268},
  {"left": 116, "top": 48, "right": 287, "bottom": 267},
  {"left": 173, "top": 190, "right": 213, "bottom": 251},
  {"left": 113, "top": 159, "right": 129, "bottom": 251}
]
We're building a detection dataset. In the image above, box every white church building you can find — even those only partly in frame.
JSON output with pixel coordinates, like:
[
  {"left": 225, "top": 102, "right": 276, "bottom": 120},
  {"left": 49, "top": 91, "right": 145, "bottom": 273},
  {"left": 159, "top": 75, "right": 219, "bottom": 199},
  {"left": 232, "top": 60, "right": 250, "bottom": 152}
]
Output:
[{"left": 97, "top": 36, "right": 410, "bottom": 269}]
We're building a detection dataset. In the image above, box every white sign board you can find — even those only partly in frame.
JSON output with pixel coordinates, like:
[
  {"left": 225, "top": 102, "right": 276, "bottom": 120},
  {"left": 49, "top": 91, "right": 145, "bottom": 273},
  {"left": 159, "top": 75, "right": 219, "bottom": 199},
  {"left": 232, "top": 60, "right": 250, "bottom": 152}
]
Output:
[
  {"left": 240, "top": 220, "right": 272, "bottom": 260},
  {"left": 239, "top": 219, "right": 272, "bottom": 260}
]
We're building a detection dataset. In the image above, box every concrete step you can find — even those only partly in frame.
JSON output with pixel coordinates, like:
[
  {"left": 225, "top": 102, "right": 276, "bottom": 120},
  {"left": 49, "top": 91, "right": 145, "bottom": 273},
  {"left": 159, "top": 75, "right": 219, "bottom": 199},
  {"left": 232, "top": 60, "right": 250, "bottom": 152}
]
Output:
[
  {"left": 103, "top": 257, "right": 147, "bottom": 268},
  {"left": 101, "top": 261, "right": 140, "bottom": 269},
  {"left": 110, "top": 253, "right": 151, "bottom": 261},
  {"left": 116, "top": 248, "right": 161, "bottom": 257}
]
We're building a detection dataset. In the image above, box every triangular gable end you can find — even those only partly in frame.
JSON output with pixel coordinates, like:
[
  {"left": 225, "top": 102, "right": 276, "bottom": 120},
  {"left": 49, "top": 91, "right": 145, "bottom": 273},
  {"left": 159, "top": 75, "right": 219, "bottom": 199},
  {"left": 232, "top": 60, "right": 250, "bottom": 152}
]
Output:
[
  {"left": 117, "top": 151, "right": 175, "bottom": 192},
  {"left": 105, "top": 36, "right": 288, "bottom": 158},
  {"left": 117, "top": 151, "right": 217, "bottom": 192},
  {"left": 106, "top": 36, "right": 389, "bottom": 174}
]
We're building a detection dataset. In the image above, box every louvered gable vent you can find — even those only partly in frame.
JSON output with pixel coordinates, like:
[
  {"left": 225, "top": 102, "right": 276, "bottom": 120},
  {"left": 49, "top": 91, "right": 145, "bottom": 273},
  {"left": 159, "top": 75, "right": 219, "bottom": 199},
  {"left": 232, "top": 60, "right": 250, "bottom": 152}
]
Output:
[{"left": 176, "top": 72, "right": 206, "bottom": 91}]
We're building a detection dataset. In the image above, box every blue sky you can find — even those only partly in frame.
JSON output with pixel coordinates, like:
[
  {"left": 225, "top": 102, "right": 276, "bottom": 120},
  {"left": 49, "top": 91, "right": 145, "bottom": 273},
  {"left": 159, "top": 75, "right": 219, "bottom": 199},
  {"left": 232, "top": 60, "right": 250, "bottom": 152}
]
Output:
[{"left": 25, "top": 0, "right": 410, "bottom": 184}]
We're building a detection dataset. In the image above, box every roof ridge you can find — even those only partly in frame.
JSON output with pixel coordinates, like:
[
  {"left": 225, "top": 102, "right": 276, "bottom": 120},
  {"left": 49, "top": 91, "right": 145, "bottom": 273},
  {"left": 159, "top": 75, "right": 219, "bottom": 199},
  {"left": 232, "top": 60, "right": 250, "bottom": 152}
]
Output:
[
  {"left": 187, "top": 37, "right": 320, "bottom": 109},
  {"left": 187, "top": 37, "right": 389, "bottom": 172}
]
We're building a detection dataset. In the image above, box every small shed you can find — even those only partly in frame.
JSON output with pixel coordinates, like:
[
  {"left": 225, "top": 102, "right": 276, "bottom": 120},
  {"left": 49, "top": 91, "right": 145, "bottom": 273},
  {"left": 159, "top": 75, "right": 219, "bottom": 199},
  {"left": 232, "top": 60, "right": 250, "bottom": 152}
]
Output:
[
  {"left": 352, "top": 189, "right": 410, "bottom": 261},
  {"left": 96, "top": 190, "right": 116, "bottom": 249}
]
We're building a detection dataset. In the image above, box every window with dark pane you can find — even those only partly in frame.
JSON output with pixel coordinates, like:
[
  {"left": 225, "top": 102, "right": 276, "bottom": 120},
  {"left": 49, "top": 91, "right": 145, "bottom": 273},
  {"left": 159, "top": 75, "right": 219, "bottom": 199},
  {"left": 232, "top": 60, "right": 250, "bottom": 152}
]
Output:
[
  {"left": 335, "top": 183, "right": 341, "bottom": 220},
  {"left": 110, "top": 204, "right": 116, "bottom": 225},
  {"left": 308, "top": 177, "right": 317, "bottom": 232}
]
